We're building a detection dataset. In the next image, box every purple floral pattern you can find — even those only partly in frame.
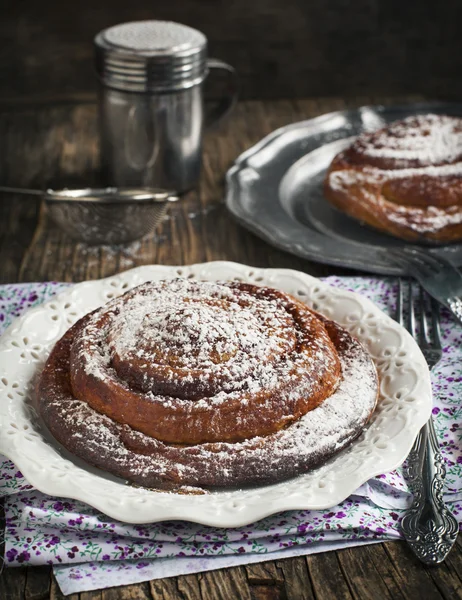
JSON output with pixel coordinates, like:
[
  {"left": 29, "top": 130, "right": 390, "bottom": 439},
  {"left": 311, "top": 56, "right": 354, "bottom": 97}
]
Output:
[
  {"left": 3, "top": 490, "right": 403, "bottom": 567},
  {"left": 0, "top": 279, "right": 461, "bottom": 595}
]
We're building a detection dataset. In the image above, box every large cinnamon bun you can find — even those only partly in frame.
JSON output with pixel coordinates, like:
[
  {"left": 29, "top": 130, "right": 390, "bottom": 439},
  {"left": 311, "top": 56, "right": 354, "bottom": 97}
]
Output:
[
  {"left": 324, "top": 114, "right": 462, "bottom": 243},
  {"left": 37, "top": 279, "right": 378, "bottom": 491}
]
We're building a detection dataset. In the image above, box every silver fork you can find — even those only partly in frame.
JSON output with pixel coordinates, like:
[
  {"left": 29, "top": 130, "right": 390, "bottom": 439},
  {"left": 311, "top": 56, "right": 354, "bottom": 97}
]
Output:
[
  {"left": 396, "top": 280, "right": 458, "bottom": 564},
  {"left": 388, "top": 247, "right": 462, "bottom": 325}
]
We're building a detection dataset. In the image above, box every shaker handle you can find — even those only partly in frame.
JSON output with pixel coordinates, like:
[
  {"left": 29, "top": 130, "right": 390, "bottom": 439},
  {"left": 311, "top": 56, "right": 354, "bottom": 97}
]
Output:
[{"left": 204, "top": 58, "right": 238, "bottom": 129}]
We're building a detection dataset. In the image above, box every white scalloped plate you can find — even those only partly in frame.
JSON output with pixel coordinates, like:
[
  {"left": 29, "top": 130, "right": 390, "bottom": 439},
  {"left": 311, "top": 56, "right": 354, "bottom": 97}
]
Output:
[{"left": 0, "top": 262, "right": 432, "bottom": 526}]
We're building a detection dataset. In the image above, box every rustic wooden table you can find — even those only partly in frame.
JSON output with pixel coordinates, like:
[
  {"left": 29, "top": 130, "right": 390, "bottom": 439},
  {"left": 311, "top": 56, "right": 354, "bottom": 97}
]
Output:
[{"left": 0, "top": 95, "right": 461, "bottom": 600}]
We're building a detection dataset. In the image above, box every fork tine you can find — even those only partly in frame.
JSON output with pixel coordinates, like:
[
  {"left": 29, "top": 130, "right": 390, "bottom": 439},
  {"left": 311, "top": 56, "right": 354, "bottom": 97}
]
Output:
[
  {"left": 419, "top": 287, "right": 431, "bottom": 347},
  {"left": 408, "top": 281, "right": 416, "bottom": 337},
  {"left": 431, "top": 298, "right": 442, "bottom": 351},
  {"left": 396, "top": 279, "right": 404, "bottom": 325}
]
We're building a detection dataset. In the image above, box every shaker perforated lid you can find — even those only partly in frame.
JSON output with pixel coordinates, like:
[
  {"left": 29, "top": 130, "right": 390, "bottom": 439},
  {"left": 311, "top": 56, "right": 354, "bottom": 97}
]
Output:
[{"left": 94, "top": 21, "right": 208, "bottom": 93}]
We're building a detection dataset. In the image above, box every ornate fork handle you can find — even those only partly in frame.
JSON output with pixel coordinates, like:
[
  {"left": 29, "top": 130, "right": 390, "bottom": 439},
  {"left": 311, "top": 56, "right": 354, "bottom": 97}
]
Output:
[
  {"left": 401, "top": 418, "right": 459, "bottom": 564},
  {"left": 447, "top": 297, "right": 462, "bottom": 325}
]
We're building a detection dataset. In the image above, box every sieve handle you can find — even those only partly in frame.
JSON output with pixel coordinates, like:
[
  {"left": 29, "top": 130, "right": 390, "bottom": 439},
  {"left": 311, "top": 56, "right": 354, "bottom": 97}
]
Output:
[{"left": 0, "top": 186, "right": 44, "bottom": 196}]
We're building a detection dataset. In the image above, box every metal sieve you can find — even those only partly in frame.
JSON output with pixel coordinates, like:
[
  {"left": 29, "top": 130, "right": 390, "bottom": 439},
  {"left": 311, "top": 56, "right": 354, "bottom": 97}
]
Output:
[{"left": 0, "top": 186, "right": 178, "bottom": 245}]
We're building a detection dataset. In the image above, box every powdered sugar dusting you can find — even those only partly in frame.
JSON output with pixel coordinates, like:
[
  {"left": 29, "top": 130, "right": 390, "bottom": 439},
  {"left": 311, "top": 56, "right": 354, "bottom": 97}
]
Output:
[
  {"left": 66, "top": 279, "right": 342, "bottom": 447},
  {"left": 328, "top": 165, "right": 462, "bottom": 233},
  {"left": 109, "top": 279, "right": 292, "bottom": 377},
  {"left": 327, "top": 114, "right": 462, "bottom": 235},
  {"left": 330, "top": 162, "right": 462, "bottom": 188},
  {"left": 355, "top": 114, "right": 462, "bottom": 167},
  {"left": 44, "top": 321, "right": 378, "bottom": 489},
  {"left": 76, "top": 279, "right": 337, "bottom": 406}
]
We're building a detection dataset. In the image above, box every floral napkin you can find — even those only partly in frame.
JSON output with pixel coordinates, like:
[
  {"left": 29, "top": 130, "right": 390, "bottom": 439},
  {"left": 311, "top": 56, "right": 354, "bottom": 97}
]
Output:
[{"left": 0, "top": 278, "right": 461, "bottom": 596}]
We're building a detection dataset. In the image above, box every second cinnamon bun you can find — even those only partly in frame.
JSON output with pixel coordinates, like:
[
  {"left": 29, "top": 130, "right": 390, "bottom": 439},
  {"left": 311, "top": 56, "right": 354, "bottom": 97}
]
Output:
[{"left": 324, "top": 114, "right": 462, "bottom": 243}]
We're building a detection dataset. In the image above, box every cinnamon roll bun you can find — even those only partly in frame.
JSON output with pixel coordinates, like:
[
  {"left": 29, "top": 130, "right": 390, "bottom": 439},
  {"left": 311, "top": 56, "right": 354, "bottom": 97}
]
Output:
[
  {"left": 37, "top": 279, "right": 378, "bottom": 491},
  {"left": 324, "top": 114, "right": 462, "bottom": 243}
]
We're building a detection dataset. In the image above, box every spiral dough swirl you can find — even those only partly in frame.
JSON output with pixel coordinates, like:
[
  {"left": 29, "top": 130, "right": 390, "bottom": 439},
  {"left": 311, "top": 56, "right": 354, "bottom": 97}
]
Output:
[
  {"left": 37, "top": 279, "right": 378, "bottom": 490},
  {"left": 324, "top": 114, "right": 462, "bottom": 243}
]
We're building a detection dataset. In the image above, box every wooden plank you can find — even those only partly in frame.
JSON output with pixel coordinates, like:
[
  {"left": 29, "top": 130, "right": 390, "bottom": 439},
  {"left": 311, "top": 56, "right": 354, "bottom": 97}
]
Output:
[
  {"left": 176, "top": 574, "right": 203, "bottom": 600},
  {"left": 245, "top": 561, "right": 286, "bottom": 600},
  {"left": 0, "top": 567, "right": 27, "bottom": 600},
  {"left": 0, "top": 102, "right": 43, "bottom": 283},
  {"left": 0, "top": 94, "right": 97, "bottom": 110},
  {"left": 149, "top": 578, "right": 183, "bottom": 600},
  {"left": 101, "top": 582, "right": 152, "bottom": 599},
  {"left": 245, "top": 561, "right": 284, "bottom": 585},
  {"left": 354, "top": 544, "right": 406, "bottom": 600},
  {"left": 305, "top": 551, "right": 353, "bottom": 600},
  {"left": 199, "top": 567, "right": 252, "bottom": 600},
  {"left": 0, "top": 103, "right": 100, "bottom": 284},
  {"left": 249, "top": 586, "right": 285, "bottom": 600},
  {"left": 150, "top": 574, "right": 227, "bottom": 600},
  {"left": 425, "top": 558, "right": 462, "bottom": 600},
  {"left": 80, "top": 591, "right": 103, "bottom": 600},
  {"left": 433, "top": 536, "right": 462, "bottom": 599},
  {"left": 381, "top": 542, "right": 449, "bottom": 600},
  {"left": 276, "top": 557, "right": 314, "bottom": 599},
  {"left": 0, "top": 196, "right": 38, "bottom": 284},
  {"left": 336, "top": 544, "right": 403, "bottom": 600},
  {"left": 24, "top": 566, "right": 51, "bottom": 600}
]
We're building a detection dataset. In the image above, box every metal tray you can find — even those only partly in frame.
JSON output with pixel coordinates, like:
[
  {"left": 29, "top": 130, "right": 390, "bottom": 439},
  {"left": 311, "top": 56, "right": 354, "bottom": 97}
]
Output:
[{"left": 225, "top": 102, "right": 462, "bottom": 275}]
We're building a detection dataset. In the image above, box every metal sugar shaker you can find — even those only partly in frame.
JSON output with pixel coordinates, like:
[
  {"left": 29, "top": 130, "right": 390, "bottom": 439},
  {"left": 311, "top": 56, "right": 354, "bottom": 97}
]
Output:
[{"left": 94, "top": 20, "right": 237, "bottom": 193}]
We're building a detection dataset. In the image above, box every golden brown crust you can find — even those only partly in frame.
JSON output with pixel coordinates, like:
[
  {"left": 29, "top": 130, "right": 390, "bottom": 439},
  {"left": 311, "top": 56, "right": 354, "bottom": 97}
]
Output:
[
  {"left": 35, "top": 281, "right": 379, "bottom": 491},
  {"left": 324, "top": 114, "right": 462, "bottom": 243},
  {"left": 65, "top": 281, "right": 341, "bottom": 445}
]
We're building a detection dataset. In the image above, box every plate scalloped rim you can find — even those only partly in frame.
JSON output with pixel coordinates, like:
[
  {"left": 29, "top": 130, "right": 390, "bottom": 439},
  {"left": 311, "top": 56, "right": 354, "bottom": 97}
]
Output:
[{"left": 0, "top": 262, "right": 432, "bottom": 526}]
